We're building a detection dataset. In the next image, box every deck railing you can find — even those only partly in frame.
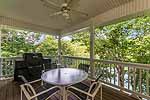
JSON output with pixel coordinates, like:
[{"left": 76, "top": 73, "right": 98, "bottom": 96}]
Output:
[
  {"left": 1, "top": 56, "right": 150, "bottom": 99},
  {"left": 0, "top": 57, "right": 21, "bottom": 79},
  {"left": 62, "top": 56, "right": 150, "bottom": 99},
  {"left": 0, "top": 56, "right": 57, "bottom": 79}
]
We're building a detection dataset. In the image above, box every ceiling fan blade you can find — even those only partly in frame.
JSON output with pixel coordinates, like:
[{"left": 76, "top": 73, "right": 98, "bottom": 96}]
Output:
[
  {"left": 68, "top": 0, "right": 80, "bottom": 8},
  {"left": 43, "top": 2, "right": 60, "bottom": 10},
  {"left": 41, "top": 0, "right": 60, "bottom": 8},
  {"left": 71, "top": 9, "right": 88, "bottom": 17},
  {"left": 49, "top": 11, "right": 62, "bottom": 17}
]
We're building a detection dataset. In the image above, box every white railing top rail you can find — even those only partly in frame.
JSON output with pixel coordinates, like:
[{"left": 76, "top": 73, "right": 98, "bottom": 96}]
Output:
[
  {"left": 63, "top": 56, "right": 90, "bottom": 61},
  {"left": 0, "top": 55, "right": 56, "bottom": 59},
  {"left": 0, "top": 56, "right": 22, "bottom": 60},
  {"left": 63, "top": 56, "right": 150, "bottom": 70}
]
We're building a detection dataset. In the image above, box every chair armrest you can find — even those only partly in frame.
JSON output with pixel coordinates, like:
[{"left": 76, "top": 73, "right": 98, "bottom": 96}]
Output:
[
  {"left": 18, "top": 75, "right": 42, "bottom": 84},
  {"left": 28, "top": 79, "right": 42, "bottom": 84},
  {"left": 20, "top": 83, "right": 37, "bottom": 100},
  {"left": 89, "top": 82, "right": 102, "bottom": 97},
  {"left": 68, "top": 86, "right": 93, "bottom": 97},
  {"left": 30, "top": 86, "right": 60, "bottom": 99},
  {"left": 18, "top": 75, "right": 28, "bottom": 83},
  {"left": 87, "top": 77, "right": 96, "bottom": 82}
]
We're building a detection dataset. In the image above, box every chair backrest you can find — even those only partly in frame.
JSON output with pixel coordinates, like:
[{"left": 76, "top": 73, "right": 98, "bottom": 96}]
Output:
[
  {"left": 87, "top": 81, "right": 101, "bottom": 99},
  {"left": 17, "top": 68, "right": 31, "bottom": 82},
  {"left": 43, "top": 58, "right": 52, "bottom": 71},
  {"left": 78, "top": 63, "right": 90, "bottom": 73},
  {"left": 21, "top": 83, "right": 38, "bottom": 100},
  {"left": 95, "top": 71, "right": 104, "bottom": 82}
]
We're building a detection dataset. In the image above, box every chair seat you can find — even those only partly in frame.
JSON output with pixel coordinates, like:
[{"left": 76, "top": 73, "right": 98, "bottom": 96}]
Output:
[
  {"left": 35, "top": 85, "right": 59, "bottom": 100},
  {"left": 68, "top": 88, "right": 87, "bottom": 100},
  {"left": 69, "top": 82, "right": 90, "bottom": 100},
  {"left": 72, "top": 82, "right": 89, "bottom": 91},
  {"left": 68, "top": 74, "right": 103, "bottom": 100},
  {"left": 42, "top": 83, "right": 55, "bottom": 89}
]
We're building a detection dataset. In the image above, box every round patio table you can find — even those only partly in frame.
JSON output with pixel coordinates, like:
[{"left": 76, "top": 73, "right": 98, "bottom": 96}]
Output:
[{"left": 41, "top": 68, "right": 88, "bottom": 100}]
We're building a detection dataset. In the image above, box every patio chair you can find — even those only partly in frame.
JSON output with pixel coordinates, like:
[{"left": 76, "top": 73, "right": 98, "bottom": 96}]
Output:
[
  {"left": 42, "top": 58, "right": 52, "bottom": 71},
  {"left": 71, "top": 72, "right": 103, "bottom": 88},
  {"left": 68, "top": 73, "right": 103, "bottom": 100},
  {"left": 78, "top": 63, "right": 90, "bottom": 73},
  {"left": 67, "top": 81, "right": 102, "bottom": 100},
  {"left": 20, "top": 79, "right": 60, "bottom": 100}
]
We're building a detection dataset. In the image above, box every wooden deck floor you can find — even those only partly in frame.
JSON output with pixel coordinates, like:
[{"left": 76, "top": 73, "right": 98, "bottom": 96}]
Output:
[{"left": 0, "top": 79, "right": 138, "bottom": 100}]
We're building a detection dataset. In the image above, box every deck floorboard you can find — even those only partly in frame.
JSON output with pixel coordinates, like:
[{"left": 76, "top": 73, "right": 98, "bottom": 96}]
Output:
[{"left": 0, "top": 79, "right": 138, "bottom": 100}]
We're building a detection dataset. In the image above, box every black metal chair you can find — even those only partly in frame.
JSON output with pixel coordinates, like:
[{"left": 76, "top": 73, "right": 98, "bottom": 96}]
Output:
[
  {"left": 43, "top": 58, "right": 52, "bottom": 71},
  {"left": 78, "top": 63, "right": 90, "bottom": 73}
]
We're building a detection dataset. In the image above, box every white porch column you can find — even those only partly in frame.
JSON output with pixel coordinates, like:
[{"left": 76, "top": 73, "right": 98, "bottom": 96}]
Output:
[
  {"left": 58, "top": 34, "right": 62, "bottom": 67},
  {"left": 89, "top": 23, "right": 95, "bottom": 78}
]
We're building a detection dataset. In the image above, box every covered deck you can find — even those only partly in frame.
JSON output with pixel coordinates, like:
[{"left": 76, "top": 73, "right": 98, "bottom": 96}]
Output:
[
  {"left": 0, "top": 56, "right": 150, "bottom": 100},
  {"left": 0, "top": 0, "right": 150, "bottom": 100}
]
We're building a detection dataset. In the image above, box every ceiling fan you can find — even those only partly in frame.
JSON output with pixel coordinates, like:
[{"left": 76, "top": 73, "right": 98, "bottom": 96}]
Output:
[{"left": 40, "top": 0, "right": 88, "bottom": 21}]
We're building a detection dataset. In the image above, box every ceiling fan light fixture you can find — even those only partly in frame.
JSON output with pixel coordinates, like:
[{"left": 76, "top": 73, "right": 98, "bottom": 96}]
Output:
[
  {"left": 63, "top": 9, "right": 68, "bottom": 13},
  {"left": 62, "top": 12, "right": 69, "bottom": 17}
]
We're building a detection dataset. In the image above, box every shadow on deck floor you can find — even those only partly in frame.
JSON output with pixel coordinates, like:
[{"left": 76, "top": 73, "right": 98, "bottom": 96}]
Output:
[{"left": 0, "top": 79, "right": 138, "bottom": 100}]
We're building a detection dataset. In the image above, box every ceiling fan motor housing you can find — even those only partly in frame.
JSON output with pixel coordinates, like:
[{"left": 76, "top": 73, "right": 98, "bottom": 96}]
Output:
[
  {"left": 61, "top": 3, "right": 71, "bottom": 18},
  {"left": 61, "top": 4, "right": 71, "bottom": 12}
]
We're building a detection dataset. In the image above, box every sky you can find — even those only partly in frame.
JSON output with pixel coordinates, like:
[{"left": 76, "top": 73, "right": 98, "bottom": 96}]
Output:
[{"left": 62, "top": 36, "right": 72, "bottom": 41}]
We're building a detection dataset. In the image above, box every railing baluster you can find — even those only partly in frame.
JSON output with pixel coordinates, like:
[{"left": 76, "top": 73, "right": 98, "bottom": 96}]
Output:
[
  {"left": 94, "top": 61, "right": 97, "bottom": 76},
  {"left": 146, "top": 70, "right": 149, "bottom": 96},
  {"left": 77, "top": 59, "right": 79, "bottom": 68},
  {"left": 2, "top": 58, "right": 5, "bottom": 77},
  {"left": 139, "top": 69, "right": 142, "bottom": 93},
  {"left": 128, "top": 67, "right": 130, "bottom": 90},
  {"left": 102, "top": 64, "right": 105, "bottom": 81},
  {"left": 105, "top": 64, "right": 108, "bottom": 83},
  {"left": 75, "top": 59, "right": 77, "bottom": 68},
  {"left": 0, "top": 58, "right": 2, "bottom": 79},
  {"left": 133, "top": 67, "right": 136, "bottom": 92},
  {"left": 6, "top": 60, "right": 8, "bottom": 77},
  {"left": 114, "top": 65, "right": 116, "bottom": 85},
  {"left": 110, "top": 64, "right": 112, "bottom": 83}
]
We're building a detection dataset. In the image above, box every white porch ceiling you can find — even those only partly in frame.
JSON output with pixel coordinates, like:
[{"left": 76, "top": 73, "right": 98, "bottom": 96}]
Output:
[{"left": 0, "top": 0, "right": 150, "bottom": 36}]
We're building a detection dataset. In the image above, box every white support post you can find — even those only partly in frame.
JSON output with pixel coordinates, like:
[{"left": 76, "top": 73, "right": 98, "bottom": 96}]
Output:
[
  {"left": 89, "top": 23, "right": 95, "bottom": 78},
  {"left": 58, "top": 34, "right": 62, "bottom": 68}
]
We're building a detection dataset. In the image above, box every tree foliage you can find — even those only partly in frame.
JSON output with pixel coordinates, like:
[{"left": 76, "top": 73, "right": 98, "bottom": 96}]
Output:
[
  {"left": 2, "top": 16, "right": 150, "bottom": 64},
  {"left": 72, "top": 16, "right": 150, "bottom": 63},
  {"left": 1, "top": 28, "right": 58, "bottom": 57}
]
